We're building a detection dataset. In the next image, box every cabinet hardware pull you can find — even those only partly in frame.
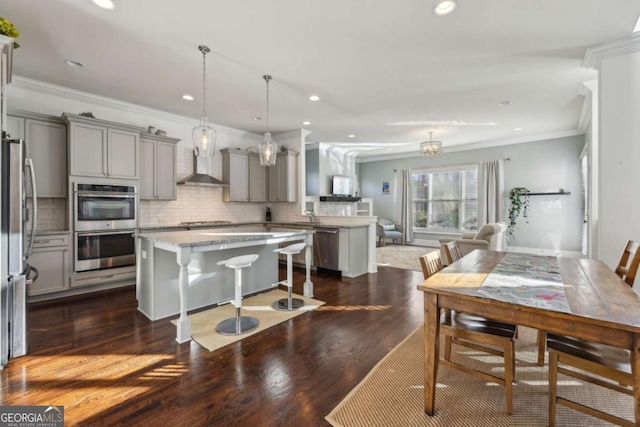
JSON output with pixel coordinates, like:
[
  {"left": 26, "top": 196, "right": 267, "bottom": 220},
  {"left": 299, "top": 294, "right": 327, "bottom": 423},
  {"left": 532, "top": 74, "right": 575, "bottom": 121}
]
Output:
[
  {"left": 34, "top": 240, "right": 50, "bottom": 244},
  {"left": 101, "top": 275, "right": 115, "bottom": 279}
]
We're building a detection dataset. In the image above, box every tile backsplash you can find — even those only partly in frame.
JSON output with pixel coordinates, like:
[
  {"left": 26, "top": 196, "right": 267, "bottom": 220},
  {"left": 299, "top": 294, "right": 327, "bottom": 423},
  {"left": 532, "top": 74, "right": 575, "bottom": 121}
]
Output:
[
  {"left": 139, "top": 186, "right": 267, "bottom": 226},
  {"left": 34, "top": 198, "right": 67, "bottom": 230}
]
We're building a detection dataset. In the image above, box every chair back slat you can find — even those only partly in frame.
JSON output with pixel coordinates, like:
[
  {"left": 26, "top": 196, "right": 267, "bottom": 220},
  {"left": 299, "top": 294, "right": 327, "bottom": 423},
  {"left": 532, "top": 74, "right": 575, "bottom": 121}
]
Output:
[
  {"left": 419, "top": 251, "right": 443, "bottom": 279},
  {"left": 444, "top": 241, "right": 463, "bottom": 265},
  {"left": 615, "top": 240, "right": 640, "bottom": 286}
]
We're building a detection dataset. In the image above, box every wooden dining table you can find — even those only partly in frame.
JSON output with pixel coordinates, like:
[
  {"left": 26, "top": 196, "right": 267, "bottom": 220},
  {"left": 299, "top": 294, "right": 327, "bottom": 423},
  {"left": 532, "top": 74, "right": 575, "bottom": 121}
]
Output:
[{"left": 417, "top": 250, "right": 640, "bottom": 424}]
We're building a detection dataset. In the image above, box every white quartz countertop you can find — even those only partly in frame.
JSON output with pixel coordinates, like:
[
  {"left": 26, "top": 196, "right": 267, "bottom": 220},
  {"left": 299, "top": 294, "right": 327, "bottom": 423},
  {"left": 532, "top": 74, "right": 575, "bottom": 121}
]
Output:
[{"left": 137, "top": 226, "right": 312, "bottom": 248}]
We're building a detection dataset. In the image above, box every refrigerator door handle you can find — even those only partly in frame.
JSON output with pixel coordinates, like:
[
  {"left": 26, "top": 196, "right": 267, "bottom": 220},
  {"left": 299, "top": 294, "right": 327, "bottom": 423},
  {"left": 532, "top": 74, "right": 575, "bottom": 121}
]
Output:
[
  {"left": 25, "top": 158, "right": 37, "bottom": 258},
  {"left": 25, "top": 264, "right": 39, "bottom": 284}
]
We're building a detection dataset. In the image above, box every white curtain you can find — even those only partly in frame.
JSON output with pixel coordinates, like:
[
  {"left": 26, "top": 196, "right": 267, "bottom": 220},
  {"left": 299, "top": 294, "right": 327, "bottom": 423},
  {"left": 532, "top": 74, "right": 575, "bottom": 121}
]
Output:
[
  {"left": 477, "top": 160, "right": 504, "bottom": 226},
  {"left": 394, "top": 169, "right": 414, "bottom": 243}
]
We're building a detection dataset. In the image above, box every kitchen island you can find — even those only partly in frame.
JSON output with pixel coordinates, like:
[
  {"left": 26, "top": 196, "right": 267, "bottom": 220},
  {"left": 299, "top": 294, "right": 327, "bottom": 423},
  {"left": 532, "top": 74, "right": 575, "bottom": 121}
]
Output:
[{"left": 136, "top": 226, "right": 313, "bottom": 343}]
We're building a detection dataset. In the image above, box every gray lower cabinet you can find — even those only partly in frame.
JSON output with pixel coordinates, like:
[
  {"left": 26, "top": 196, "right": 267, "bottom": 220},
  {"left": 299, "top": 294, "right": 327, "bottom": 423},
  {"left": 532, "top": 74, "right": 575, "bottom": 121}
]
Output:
[
  {"left": 28, "top": 235, "right": 70, "bottom": 296},
  {"left": 7, "top": 112, "right": 67, "bottom": 198},
  {"left": 268, "top": 151, "right": 299, "bottom": 202},
  {"left": 140, "top": 135, "right": 179, "bottom": 200},
  {"left": 221, "top": 148, "right": 267, "bottom": 202},
  {"left": 63, "top": 113, "right": 142, "bottom": 180}
]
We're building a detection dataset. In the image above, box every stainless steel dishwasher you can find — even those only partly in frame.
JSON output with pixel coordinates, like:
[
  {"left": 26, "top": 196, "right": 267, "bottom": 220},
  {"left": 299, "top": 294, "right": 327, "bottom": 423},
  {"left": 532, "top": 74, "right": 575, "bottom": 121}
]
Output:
[{"left": 313, "top": 227, "right": 340, "bottom": 271}]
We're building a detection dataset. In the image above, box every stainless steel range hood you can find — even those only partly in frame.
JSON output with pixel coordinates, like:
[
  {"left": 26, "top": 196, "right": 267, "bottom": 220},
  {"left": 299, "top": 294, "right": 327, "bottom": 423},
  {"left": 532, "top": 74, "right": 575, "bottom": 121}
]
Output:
[{"left": 177, "top": 152, "right": 228, "bottom": 187}]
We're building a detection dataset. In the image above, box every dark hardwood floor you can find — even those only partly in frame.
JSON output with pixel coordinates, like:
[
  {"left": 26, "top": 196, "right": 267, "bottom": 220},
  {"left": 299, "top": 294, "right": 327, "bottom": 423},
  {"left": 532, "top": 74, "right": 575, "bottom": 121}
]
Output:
[{"left": 1, "top": 266, "right": 424, "bottom": 426}]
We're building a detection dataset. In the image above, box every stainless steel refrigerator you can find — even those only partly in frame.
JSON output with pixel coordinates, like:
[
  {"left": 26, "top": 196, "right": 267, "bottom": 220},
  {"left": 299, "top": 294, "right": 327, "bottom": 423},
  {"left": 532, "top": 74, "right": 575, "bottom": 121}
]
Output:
[{"left": 1, "top": 136, "right": 38, "bottom": 368}]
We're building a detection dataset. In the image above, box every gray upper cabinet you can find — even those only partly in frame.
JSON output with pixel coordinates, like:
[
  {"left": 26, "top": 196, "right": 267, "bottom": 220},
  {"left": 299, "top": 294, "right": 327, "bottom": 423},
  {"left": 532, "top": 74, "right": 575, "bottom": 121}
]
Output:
[
  {"left": 63, "top": 113, "right": 142, "bottom": 180},
  {"left": 268, "top": 150, "right": 299, "bottom": 202},
  {"left": 8, "top": 111, "right": 67, "bottom": 198},
  {"left": 139, "top": 135, "right": 180, "bottom": 200},
  {"left": 248, "top": 155, "right": 267, "bottom": 202},
  {"left": 221, "top": 148, "right": 267, "bottom": 202},
  {"left": 6, "top": 115, "right": 24, "bottom": 139}
]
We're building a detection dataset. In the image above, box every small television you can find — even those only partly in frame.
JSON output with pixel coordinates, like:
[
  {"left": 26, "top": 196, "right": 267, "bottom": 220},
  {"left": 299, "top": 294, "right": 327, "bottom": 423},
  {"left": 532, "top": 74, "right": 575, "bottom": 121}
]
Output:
[{"left": 332, "top": 175, "right": 352, "bottom": 196}]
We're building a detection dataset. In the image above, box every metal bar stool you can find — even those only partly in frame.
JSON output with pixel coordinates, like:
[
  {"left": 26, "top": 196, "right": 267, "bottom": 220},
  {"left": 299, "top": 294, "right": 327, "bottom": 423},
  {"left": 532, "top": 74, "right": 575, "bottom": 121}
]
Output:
[
  {"left": 216, "top": 254, "right": 260, "bottom": 335},
  {"left": 272, "top": 242, "right": 307, "bottom": 311}
]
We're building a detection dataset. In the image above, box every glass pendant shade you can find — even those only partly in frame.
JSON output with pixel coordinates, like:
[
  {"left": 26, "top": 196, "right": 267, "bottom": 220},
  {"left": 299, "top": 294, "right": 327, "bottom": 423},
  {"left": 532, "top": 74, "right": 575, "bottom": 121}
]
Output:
[
  {"left": 258, "top": 74, "right": 277, "bottom": 166},
  {"left": 192, "top": 117, "right": 217, "bottom": 156},
  {"left": 192, "top": 45, "right": 216, "bottom": 157},
  {"left": 420, "top": 132, "right": 443, "bottom": 157},
  {"left": 259, "top": 132, "right": 277, "bottom": 166}
]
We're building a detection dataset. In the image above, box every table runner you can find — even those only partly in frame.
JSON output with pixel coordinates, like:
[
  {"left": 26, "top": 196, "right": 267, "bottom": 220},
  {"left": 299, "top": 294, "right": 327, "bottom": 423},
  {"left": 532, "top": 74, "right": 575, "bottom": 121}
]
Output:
[{"left": 475, "top": 252, "right": 571, "bottom": 313}]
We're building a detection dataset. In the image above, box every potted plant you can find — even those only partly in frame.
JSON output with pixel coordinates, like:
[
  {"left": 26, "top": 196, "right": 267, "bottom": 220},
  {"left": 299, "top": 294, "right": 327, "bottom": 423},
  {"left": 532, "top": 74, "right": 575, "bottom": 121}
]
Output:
[
  {"left": 507, "top": 187, "right": 530, "bottom": 236},
  {"left": 0, "top": 17, "right": 20, "bottom": 49}
]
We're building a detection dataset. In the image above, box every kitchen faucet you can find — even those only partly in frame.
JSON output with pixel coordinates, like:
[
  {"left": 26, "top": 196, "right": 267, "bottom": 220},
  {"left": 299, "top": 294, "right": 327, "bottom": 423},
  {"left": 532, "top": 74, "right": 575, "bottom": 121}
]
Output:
[{"left": 304, "top": 208, "right": 317, "bottom": 223}]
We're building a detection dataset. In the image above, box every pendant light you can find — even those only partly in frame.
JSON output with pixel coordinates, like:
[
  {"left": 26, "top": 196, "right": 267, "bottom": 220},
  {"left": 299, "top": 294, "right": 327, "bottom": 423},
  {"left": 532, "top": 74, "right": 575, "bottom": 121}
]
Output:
[
  {"left": 192, "top": 45, "right": 217, "bottom": 157},
  {"left": 420, "top": 132, "right": 443, "bottom": 157},
  {"left": 258, "top": 75, "right": 278, "bottom": 166}
]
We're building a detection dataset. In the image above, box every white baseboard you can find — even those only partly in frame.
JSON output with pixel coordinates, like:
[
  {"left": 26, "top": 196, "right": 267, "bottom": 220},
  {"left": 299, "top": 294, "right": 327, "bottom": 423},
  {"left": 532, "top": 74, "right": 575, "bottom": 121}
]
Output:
[
  {"left": 506, "top": 246, "right": 583, "bottom": 258},
  {"left": 409, "top": 239, "right": 440, "bottom": 248}
]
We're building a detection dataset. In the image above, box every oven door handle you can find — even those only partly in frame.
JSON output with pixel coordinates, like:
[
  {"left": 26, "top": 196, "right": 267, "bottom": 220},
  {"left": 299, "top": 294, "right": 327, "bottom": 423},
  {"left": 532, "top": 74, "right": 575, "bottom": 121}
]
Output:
[
  {"left": 77, "top": 231, "right": 136, "bottom": 237},
  {"left": 74, "top": 193, "right": 136, "bottom": 198}
]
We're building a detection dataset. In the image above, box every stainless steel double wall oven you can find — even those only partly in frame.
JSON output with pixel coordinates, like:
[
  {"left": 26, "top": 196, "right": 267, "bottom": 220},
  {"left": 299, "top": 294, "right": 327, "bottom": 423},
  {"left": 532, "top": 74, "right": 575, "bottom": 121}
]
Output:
[{"left": 73, "top": 183, "right": 137, "bottom": 272}]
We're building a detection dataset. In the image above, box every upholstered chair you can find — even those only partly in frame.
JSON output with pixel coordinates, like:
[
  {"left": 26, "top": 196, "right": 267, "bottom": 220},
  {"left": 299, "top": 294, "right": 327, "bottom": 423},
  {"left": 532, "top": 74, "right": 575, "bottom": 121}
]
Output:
[
  {"left": 438, "top": 222, "right": 507, "bottom": 264},
  {"left": 376, "top": 219, "right": 404, "bottom": 246}
]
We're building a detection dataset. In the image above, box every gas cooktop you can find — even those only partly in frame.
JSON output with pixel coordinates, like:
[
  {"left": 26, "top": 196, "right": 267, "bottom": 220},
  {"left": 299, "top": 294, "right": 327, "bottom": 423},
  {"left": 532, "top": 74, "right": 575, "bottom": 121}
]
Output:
[{"left": 179, "top": 221, "right": 232, "bottom": 226}]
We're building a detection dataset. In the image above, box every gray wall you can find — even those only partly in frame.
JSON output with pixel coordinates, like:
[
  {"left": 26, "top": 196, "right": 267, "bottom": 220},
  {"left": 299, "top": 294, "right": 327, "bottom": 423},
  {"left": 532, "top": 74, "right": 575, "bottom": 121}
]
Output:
[
  {"left": 598, "top": 50, "right": 640, "bottom": 270},
  {"left": 359, "top": 135, "right": 584, "bottom": 251}
]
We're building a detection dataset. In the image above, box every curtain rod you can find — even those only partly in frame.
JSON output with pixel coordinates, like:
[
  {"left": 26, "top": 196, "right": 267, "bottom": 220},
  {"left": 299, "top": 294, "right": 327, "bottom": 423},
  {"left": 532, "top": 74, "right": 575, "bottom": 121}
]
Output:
[{"left": 393, "top": 158, "right": 510, "bottom": 173}]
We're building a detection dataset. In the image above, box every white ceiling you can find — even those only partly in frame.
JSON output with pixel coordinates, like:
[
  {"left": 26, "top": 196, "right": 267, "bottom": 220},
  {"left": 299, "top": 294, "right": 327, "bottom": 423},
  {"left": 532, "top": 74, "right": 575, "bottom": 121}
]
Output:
[{"left": 4, "top": 1, "right": 640, "bottom": 157}]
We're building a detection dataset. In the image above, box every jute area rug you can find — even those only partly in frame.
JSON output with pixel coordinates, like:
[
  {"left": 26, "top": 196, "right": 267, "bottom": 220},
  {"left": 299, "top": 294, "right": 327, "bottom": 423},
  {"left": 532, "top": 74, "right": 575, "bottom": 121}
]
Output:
[
  {"left": 173, "top": 289, "right": 324, "bottom": 352},
  {"left": 326, "top": 326, "right": 633, "bottom": 426},
  {"left": 376, "top": 245, "right": 438, "bottom": 272}
]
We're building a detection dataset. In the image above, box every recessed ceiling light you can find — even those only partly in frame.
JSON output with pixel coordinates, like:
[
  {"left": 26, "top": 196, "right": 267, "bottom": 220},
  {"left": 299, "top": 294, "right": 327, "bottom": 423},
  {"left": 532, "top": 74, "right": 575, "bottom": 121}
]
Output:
[
  {"left": 348, "top": 134, "right": 356, "bottom": 138},
  {"left": 309, "top": 95, "right": 320, "bottom": 101},
  {"left": 91, "top": 0, "right": 115, "bottom": 10},
  {"left": 182, "top": 94, "right": 194, "bottom": 101},
  {"left": 498, "top": 100, "right": 512, "bottom": 107},
  {"left": 65, "top": 59, "right": 85, "bottom": 68},
  {"left": 433, "top": 0, "right": 457, "bottom": 16},
  {"left": 513, "top": 127, "right": 523, "bottom": 131},
  {"left": 387, "top": 148, "right": 393, "bottom": 151},
  {"left": 302, "top": 121, "right": 311, "bottom": 125},
  {"left": 253, "top": 117, "right": 262, "bottom": 121}
]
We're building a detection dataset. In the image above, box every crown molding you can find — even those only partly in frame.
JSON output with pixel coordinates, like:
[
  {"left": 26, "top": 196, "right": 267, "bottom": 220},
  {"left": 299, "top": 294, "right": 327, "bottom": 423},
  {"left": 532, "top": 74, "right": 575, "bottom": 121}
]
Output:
[
  {"left": 11, "top": 75, "right": 263, "bottom": 141},
  {"left": 357, "top": 129, "right": 584, "bottom": 163},
  {"left": 576, "top": 79, "right": 597, "bottom": 133},
  {"left": 583, "top": 33, "right": 640, "bottom": 70},
  {"left": 305, "top": 142, "right": 320, "bottom": 150},
  {"left": 273, "top": 129, "right": 311, "bottom": 142}
]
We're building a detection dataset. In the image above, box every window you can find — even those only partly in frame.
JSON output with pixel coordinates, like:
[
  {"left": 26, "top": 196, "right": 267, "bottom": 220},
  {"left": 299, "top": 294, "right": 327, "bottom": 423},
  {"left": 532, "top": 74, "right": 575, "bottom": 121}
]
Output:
[{"left": 412, "top": 167, "right": 478, "bottom": 232}]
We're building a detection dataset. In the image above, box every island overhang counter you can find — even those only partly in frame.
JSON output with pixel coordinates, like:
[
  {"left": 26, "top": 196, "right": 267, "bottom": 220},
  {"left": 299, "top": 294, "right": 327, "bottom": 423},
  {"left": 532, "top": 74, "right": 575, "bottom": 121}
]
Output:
[{"left": 136, "top": 226, "right": 314, "bottom": 343}]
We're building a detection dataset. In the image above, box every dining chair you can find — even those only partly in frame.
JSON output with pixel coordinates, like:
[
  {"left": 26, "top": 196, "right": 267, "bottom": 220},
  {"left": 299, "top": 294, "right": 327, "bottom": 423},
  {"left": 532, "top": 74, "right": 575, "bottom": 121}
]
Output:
[
  {"left": 537, "top": 240, "right": 640, "bottom": 367},
  {"left": 547, "top": 333, "right": 633, "bottom": 426},
  {"left": 615, "top": 240, "right": 640, "bottom": 286},
  {"left": 419, "top": 251, "right": 443, "bottom": 279},
  {"left": 443, "top": 241, "right": 463, "bottom": 265},
  {"left": 418, "top": 250, "right": 518, "bottom": 414}
]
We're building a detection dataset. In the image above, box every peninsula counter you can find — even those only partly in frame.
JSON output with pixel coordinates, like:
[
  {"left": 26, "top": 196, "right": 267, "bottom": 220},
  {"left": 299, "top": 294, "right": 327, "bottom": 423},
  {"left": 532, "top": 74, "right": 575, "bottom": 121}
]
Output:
[{"left": 136, "top": 226, "right": 314, "bottom": 343}]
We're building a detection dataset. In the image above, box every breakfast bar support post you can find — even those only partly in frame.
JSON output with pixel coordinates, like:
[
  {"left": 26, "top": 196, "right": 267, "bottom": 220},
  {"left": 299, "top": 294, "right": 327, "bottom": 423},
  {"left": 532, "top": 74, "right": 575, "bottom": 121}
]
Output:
[
  {"left": 303, "top": 233, "right": 314, "bottom": 297},
  {"left": 424, "top": 292, "right": 439, "bottom": 416},
  {"left": 176, "top": 247, "right": 192, "bottom": 343}
]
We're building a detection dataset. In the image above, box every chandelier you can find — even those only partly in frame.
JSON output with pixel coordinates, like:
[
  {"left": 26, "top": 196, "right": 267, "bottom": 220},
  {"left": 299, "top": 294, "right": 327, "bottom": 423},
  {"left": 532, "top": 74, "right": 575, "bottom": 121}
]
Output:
[
  {"left": 192, "top": 45, "right": 217, "bottom": 157},
  {"left": 420, "top": 132, "right": 443, "bottom": 157},
  {"left": 258, "top": 75, "right": 277, "bottom": 166}
]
